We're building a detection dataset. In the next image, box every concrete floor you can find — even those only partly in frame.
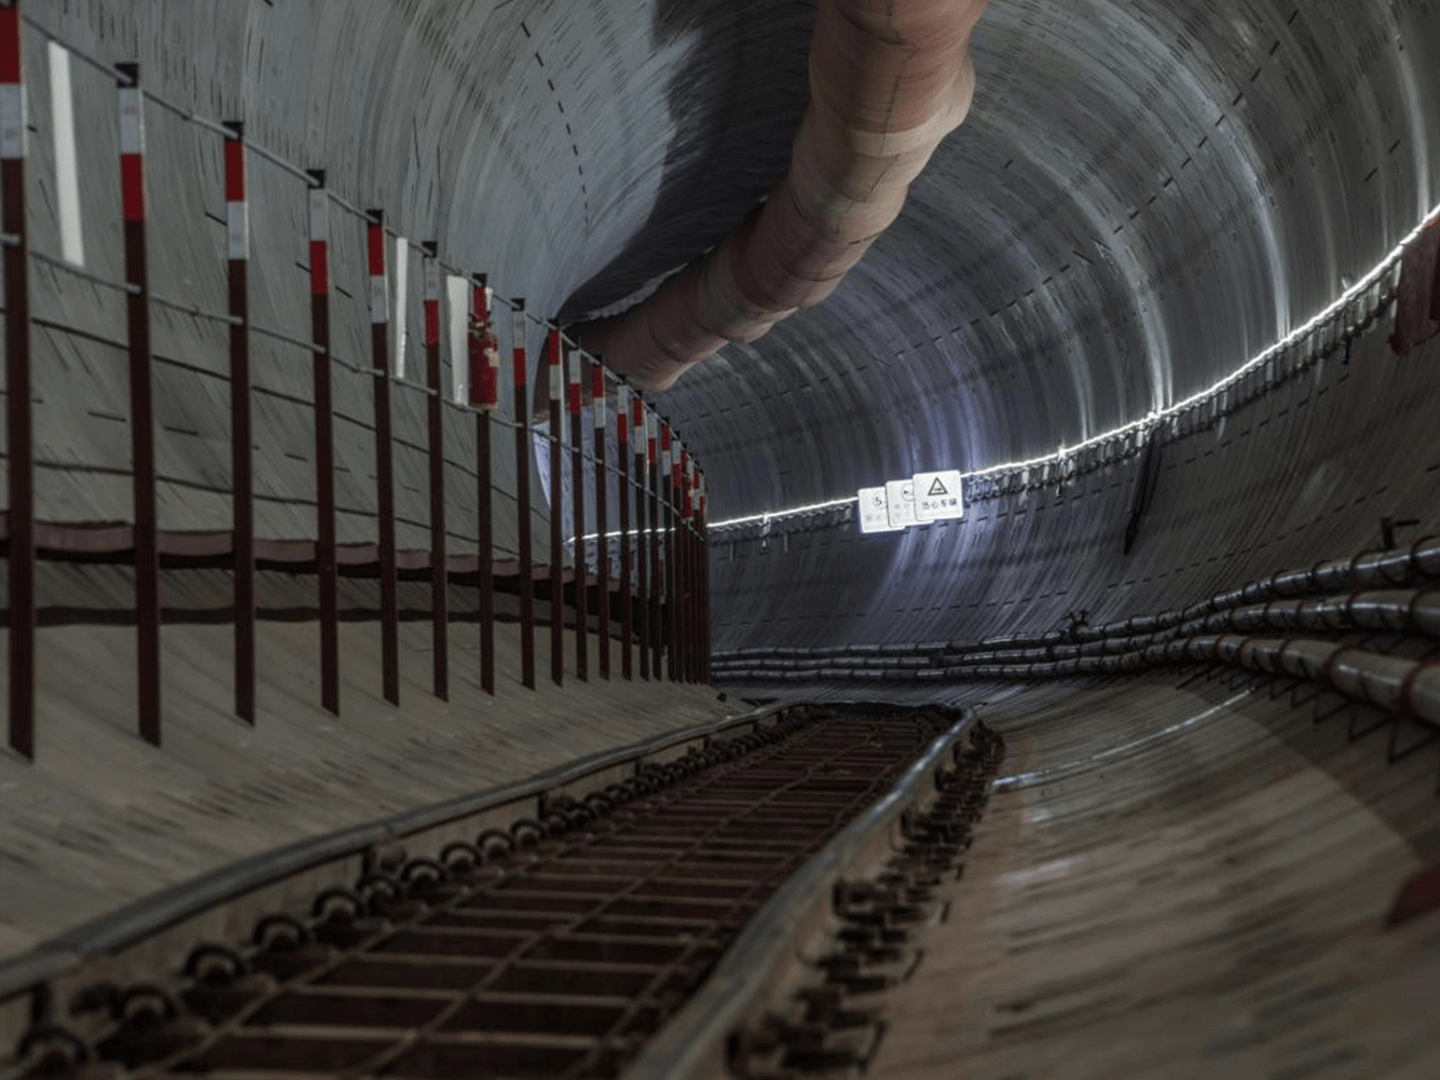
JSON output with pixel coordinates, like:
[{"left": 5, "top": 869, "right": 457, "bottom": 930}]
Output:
[
  {"left": 865, "top": 676, "right": 1440, "bottom": 1080},
  {"left": 0, "top": 564, "right": 730, "bottom": 962}
]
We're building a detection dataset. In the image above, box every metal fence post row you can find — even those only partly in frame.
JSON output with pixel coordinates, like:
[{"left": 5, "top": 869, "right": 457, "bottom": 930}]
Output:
[{"left": 1, "top": 12, "right": 721, "bottom": 757}]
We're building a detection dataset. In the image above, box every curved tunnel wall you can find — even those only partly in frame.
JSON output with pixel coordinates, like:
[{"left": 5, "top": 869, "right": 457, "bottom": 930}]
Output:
[
  {"left": 12, "top": 0, "right": 1440, "bottom": 664},
  {"left": 650, "top": 0, "right": 1440, "bottom": 654}
]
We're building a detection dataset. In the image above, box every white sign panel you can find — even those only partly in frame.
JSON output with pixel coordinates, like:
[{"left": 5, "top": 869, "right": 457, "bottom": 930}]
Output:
[
  {"left": 885, "top": 479, "right": 916, "bottom": 528},
  {"left": 858, "top": 487, "right": 901, "bottom": 534},
  {"left": 913, "top": 469, "right": 964, "bottom": 522}
]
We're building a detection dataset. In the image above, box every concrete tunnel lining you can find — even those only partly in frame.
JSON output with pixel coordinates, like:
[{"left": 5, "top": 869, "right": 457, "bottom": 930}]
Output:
[{"left": 1, "top": 3, "right": 1439, "bottom": 1064}]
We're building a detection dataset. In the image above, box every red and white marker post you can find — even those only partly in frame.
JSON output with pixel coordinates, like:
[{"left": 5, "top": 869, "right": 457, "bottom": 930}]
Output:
[
  {"left": 308, "top": 171, "right": 339, "bottom": 715},
  {"left": 470, "top": 275, "right": 500, "bottom": 695},
  {"left": 512, "top": 300, "right": 536, "bottom": 689},
  {"left": 568, "top": 346, "right": 588, "bottom": 680},
  {"left": 224, "top": 121, "right": 255, "bottom": 724},
  {"left": 698, "top": 472, "right": 710, "bottom": 681},
  {"left": 547, "top": 328, "right": 565, "bottom": 686},
  {"left": 592, "top": 361, "right": 610, "bottom": 679},
  {"left": 634, "top": 394, "right": 650, "bottom": 680},
  {"left": 118, "top": 63, "right": 161, "bottom": 744},
  {"left": 648, "top": 412, "right": 663, "bottom": 677},
  {"left": 680, "top": 450, "right": 694, "bottom": 683},
  {"left": 2, "top": 1, "right": 34, "bottom": 756},
  {"left": 660, "top": 423, "right": 675, "bottom": 681},
  {"left": 616, "top": 382, "right": 633, "bottom": 680},
  {"left": 367, "top": 210, "right": 400, "bottom": 705},
  {"left": 422, "top": 242, "right": 448, "bottom": 700}
]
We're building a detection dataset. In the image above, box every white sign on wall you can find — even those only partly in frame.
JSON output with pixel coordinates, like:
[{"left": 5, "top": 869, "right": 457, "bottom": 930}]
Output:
[
  {"left": 885, "top": 479, "right": 916, "bottom": 528},
  {"left": 858, "top": 487, "right": 901, "bottom": 534},
  {"left": 913, "top": 469, "right": 964, "bottom": 522}
]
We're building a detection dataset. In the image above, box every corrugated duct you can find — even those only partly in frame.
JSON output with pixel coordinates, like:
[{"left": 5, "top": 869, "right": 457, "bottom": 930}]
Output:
[{"left": 585, "top": 0, "right": 993, "bottom": 390}]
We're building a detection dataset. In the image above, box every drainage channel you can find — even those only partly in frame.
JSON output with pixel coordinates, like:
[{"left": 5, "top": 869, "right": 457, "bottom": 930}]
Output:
[{"left": 7, "top": 705, "right": 957, "bottom": 1080}]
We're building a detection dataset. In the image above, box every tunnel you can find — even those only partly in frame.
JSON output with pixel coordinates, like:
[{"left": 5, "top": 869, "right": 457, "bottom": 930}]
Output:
[{"left": 1, "top": 1, "right": 1439, "bottom": 1076}]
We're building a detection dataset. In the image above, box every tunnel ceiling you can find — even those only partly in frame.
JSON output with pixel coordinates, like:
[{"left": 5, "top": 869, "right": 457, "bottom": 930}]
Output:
[
  {"left": 610, "top": 0, "right": 1438, "bottom": 521},
  {"left": 42, "top": 0, "right": 1435, "bottom": 525}
]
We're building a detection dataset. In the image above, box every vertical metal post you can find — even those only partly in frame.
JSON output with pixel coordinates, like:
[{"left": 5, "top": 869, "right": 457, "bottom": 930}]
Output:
[
  {"left": 635, "top": 398, "right": 650, "bottom": 680},
  {"left": 692, "top": 464, "right": 704, "bottom": 683},
  {"left": 648, "top": 412, "right": 662, "bottom": 678},
  {"left": 617, "top": 383, "right": 633, "bottom": 680},
  {"left": 547, "top": 328, "right": 564, "bottom": 686},
  {"left": 223, "top": 122, "right": 254, "bottom": 724},
  {"left": 422, "top": 242, "right": 447, "bottom": 700},
  {"left": 670, "top": 436, "right": 684, "bottom": 682},
  {"left": 660, "top": 423, "right": 674, "bottom": 681},
  {"left": 568, "top": 347, "right": 587, "bottom": 680},
  {"left": 699, "top": 475, "right": 710, "bottom": 682},
  {"left": 308, "top": 172, "right": 339, "bottom": 715},
  {"left": 471, "top": 275, "right": 499, "bottom": 696},
  {"left": 2, "top": 3, "right": 34, "bottom": 757},
  {"left": 679, "top": 451, "right": 692, "bottom": 683},
  {"left": 118, "top": 65, "right": 160, "bottom": 745},
  {"left": 367, "top": 211, "right": 399, "bottom": 705},
  {"left": 592, "top": 360, "right": 610, "bottom": 679},
  {"left": 512, "top": 301, "right": 535, "bottom": 689}
]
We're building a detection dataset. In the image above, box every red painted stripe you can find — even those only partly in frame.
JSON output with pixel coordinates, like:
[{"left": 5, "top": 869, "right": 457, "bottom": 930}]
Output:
[
  {"left": 120, "top": 153, "right": 145, "bottom": 222},
  {"left": 648, "top": 436, "right": 657, "bottom": 464},
  {"left": 568, "top": 382, "right": 581, "bottom": 414},
  {"left": 592, "top": 366, "right": 604, "bottom": 398},
  {"left": 0, "top": 8, "right": 20, "bottom": 84},
  {"left": 224, "top": 138, "right": 245, "bottom": 201},
  {"left": 547, "top": 328, "right": 562, "bottom": 366},
  {"left": 632, "top": 399, "right": 644, "bottom": 427},
  {"left": 661, "top": 426, "right": 672, "bottom": 452},
  {"left": 309, "top": 241, "right": 328, "bottom": 294},
  {"left": 617, "top": 415, "right": 628, "bottom": 441},
  {"left": 424, "top": 298, "right": 440, "bottom": 346},
  {"left": 367, "top": 224, "right": 385, "bottom": 275},
  {"left": 513, "top": 349, "right": 527, "bottom": 386}
]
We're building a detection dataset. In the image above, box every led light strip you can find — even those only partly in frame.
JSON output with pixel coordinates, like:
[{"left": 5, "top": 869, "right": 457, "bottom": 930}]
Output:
[{"left": 709, "top": 201, "right": 1440, "bottom": 532}]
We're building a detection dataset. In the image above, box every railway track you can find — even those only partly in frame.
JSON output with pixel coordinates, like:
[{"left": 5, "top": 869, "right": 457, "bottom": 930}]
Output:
[{"left": 4, "top": 704, "right": 996, "bottom": 1080}]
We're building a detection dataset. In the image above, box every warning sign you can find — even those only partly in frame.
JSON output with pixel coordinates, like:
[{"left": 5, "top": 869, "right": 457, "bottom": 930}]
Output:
[
  {"left": 885, "top": 479, "right": 916, "bottom": 528},
  {"left": 912, "top": 469, "right": 964, "bottom": 522},
  {"left": 858, "top": 487, "right": 902, "bottom": 534}
]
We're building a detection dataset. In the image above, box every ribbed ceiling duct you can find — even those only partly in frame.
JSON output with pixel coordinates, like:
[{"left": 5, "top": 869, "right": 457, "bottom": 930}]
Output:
[{"left": 587, "top": 0, "right": 992, "bottom": 390}]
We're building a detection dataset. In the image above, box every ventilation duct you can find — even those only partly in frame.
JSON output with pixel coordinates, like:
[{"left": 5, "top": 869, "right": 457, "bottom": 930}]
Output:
[{"left": 586, "top": 0, "right": 992, "bottom": 390}]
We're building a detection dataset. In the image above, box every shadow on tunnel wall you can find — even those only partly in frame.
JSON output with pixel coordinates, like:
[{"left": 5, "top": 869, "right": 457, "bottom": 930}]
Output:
[{"left": 557, "top": 0, "right": 815, "bottom": 324}]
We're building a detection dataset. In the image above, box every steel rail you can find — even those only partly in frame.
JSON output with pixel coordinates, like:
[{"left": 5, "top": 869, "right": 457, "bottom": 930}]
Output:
[
  {"left": 623, "top": 706, "right": 973, "bottom": 1080},
  {"left": 1, "top": 704, "right": 960, "bottom": 1080},
  {"left": 0, "top": 703, "right": 788, "bottom": 1005}
]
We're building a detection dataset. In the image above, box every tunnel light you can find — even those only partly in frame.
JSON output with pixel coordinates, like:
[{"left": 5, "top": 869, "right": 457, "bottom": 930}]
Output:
[{"left": 709, "top": 200, "right": 1440, "bottom": 533}]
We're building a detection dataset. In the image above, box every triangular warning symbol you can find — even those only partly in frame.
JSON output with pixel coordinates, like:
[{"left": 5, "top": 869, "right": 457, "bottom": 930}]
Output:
[{"left": 927, "top": 477, "right": 948, "bottom": 496}]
